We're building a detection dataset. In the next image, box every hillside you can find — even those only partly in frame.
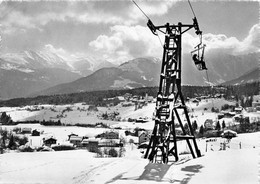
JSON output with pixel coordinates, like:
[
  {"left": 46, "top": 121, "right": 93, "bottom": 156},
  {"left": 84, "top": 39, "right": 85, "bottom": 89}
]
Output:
[
  {"left": 36, "top": 57, "right": 161, "bottom": 96},
  {"left": 221, "top": 67, "right": 259, "bottom": 85},
  {"left": 0, "top": 67, "right": 81, "bottom": 99}
]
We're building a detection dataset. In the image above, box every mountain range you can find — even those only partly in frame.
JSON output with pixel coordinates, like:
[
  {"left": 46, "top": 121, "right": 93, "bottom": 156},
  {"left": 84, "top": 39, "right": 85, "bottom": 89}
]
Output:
[
  {"left": 0, "top": 49, "right": 115, "bottom": 99},
  {"left": 37, "top": 52, "right": 259, "bottom": 96},
  {"left": 0, "top": 49, "right": 259, "bottom": 99}
]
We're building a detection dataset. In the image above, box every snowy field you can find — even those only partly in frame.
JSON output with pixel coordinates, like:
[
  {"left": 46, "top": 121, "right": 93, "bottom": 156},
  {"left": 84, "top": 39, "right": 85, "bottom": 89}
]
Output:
[
  {"left": 1, "top": 98, "right": 260, "bottom": 183},
  {"left": 0, "top": 139, "right": 259, "bottom": 184},
  {"left": 1, "top": 98, "right": 258, "bottom": 128}
]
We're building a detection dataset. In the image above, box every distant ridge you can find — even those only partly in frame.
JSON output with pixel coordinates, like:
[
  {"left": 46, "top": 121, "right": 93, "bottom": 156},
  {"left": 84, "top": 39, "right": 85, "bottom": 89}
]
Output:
[
  {"left": 0, "top": 49, "right": 259, "bottom": 99},
  {"left": 221, "top": 67, "right": 259, "bottom": 85}
]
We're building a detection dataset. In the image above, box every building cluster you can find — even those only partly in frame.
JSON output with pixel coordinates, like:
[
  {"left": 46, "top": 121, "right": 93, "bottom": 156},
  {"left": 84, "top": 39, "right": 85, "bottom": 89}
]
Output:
[
  {"left": 67, "top": 131, "right": 123, "bottom": 152},
  {"left": 105, "top": 93, "right": 154, "bottom": 109}
]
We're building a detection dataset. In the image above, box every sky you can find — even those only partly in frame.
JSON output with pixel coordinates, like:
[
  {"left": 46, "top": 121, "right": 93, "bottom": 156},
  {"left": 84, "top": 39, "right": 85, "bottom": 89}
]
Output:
[{"left": 0, "top": 0, "right": 259, "bottom": 64}]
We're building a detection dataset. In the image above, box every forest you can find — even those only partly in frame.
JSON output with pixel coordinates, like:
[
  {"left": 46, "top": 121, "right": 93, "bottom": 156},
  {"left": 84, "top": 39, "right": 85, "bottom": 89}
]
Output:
[{"left": 0, "top": 82, "right": 259, "bottom": 107}]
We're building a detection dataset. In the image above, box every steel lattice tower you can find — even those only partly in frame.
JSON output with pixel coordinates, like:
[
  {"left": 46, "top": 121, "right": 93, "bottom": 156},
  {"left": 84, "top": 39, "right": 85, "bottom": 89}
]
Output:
[{"left": 144, "top": 21, "right": 202, "bottom": 164}]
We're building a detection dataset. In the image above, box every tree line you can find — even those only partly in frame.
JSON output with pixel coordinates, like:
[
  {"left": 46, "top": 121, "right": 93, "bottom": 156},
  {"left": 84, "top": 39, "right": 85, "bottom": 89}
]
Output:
[{"left": 0, "top": 82, "right": 258, "bottom": 107}]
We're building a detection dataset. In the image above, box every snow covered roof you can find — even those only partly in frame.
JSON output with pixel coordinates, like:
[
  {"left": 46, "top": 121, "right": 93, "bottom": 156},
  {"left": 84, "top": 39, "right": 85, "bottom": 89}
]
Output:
[
  {"left": 117, "top": 96, "right": 125, "bottom": 101},
  {"left": 69, "top": 136, "right": 83, "bottom": 141},
  {"left": 44, "top": 137, "right": 57, "bottom": 141},
  {"left": 223, "top": 130, "right": 237, "bottom": 134},
  {"left": 88, "top": 138, "right": 100, "bottom": 142},
  {"left": 234, "top": 107, "right": 243, "bottom": 111},
  {"left": 81, "top": 139, "right": 89, "bottom": 144}
]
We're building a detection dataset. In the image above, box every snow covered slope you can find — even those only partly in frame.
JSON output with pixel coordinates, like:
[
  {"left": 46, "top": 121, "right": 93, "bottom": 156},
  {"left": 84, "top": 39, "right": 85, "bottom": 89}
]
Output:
[{"left": 0, "top": 140, "right": 259, "bottom": 184}]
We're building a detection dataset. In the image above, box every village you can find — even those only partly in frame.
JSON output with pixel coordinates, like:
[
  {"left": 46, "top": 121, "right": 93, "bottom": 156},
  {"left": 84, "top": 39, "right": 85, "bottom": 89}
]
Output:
[
  {"left": 1, "top": 92, "right": 260, "bottom": 157},
  {"left": 0, "top": 92, "right": 260, "bottom": 184}
]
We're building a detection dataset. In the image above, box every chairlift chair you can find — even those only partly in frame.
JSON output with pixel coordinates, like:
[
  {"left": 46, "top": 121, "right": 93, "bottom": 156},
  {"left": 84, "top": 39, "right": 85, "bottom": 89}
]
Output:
[{"left": 191, "top": 44, "right": 207, "bottom": 70}]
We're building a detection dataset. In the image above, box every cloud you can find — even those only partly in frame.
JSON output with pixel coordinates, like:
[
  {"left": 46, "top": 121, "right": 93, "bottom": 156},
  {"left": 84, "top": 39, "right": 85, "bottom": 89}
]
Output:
[
  {"left": 89, "top": 23, "right": 259, "bottom": 64},
  {"left": 44, "top": 44, "right": 66, "bottom": 55},
  {"left": 234, "top": 24, "right": 260, "bottom": 54},
  {"left": 181, "top": 24, "right": 260, "bottom": 56},
  {"left": 129, "top": 1, "right": 175, "bottom": 20},
  {"left": 201, "top": 24, "right": 260, "bottom": 55},
  {"left": 0, "top": 1, "right": 177, "bottom": 36},
  {"left": 1, "top": 10, "right": 69, "bottom": 34},
  {"left": 89, "top": 25, "right": 163, "bottom": 63}
]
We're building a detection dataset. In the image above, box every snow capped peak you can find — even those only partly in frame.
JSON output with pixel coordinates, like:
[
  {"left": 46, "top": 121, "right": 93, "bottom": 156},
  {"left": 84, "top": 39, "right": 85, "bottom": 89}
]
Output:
[
  {"left": 24, "top": 51, "right": 35, "bottom": 60},
  {"left": 0, "top": 63, "right": 34, "bottom": 73},
  {"left": 1, "top": 52, "right": 29, "bottom": 65}
]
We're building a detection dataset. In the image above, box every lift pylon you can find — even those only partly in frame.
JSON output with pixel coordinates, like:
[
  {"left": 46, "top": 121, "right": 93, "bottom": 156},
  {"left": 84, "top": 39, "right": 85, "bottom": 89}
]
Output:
[{"left": 144, "top": 21, "right": 202, "bottom": 164}]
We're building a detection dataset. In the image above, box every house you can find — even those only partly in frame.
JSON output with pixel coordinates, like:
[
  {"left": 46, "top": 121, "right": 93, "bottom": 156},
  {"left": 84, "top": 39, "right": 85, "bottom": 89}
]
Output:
[
  {"left": 228, "top": 112, "right": 236, "bottom": 117},
  {"left": 192, "top": 99, "right": 200, "bottom": 103},
  {"left": 87, "top": 105, "right": 98, "bottom": 111},
  {"left": 132, "top": 95, "right": 140, "bottom": 101},
  {"left": 135, "top": 117, "right": 149, "bottom": 123},
  {"left": 204, "top": 119, "right": 214, "bottom": 130},
  {"left": 68, "top": 133, "right": 78, "bottom": 140},
  {"left": 21, "top": 128, "right": 32, "bottom": 134},
  {"left": 121, "top": 102, "right": 134, "bottom": 107},
  {"left": 222, "top": 111, "right": 236, "bottom": 118},
  {"left": 117, "top": 96, "right": 125, "bottom": 101},
  {"left": 145, "top": 95, "right": 154, "bottom": 103},
  {"left": 214, "top": 94, "right": 223, "bottom": 98},
  {"left": 69, "top": 136, "right": 83, "bottom": 147},
  {"left": 81, "top": 138, "right": 89, "bottom": 147},
  {"left": 43, "top": 137, "right": 57, "bottom": 147},
  {"left": 217, "top": 113, "right": 224, "bottom": 119},
  {"left": 221, "top": 130, "right": 237, "bottom": 139},
  {"left": 234, "top": 106, "right": 243, "bottom": 114},
  {"left": 31, "top": 129, "right": 40, "bottom": 136},
  {"left": 199, "top": 95, "right": 210, "bottom": 100},
  {"left": 138, "top": 131, "right": 150, "bottom": 144},
  {"left": 123, "top": 93, "right": 132, "bottom": 101}
]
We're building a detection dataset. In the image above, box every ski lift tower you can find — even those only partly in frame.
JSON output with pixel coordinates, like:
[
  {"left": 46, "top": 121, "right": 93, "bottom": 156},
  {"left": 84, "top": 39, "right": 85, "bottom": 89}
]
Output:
[{"left": 144, "top": 18, "right": 204, "bottom": 164}]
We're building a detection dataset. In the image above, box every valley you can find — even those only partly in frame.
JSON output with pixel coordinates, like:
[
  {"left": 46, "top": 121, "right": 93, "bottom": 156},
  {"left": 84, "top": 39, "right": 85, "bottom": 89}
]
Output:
[{"left": 0, "top": 96, "right": 259, "bottom": 184}]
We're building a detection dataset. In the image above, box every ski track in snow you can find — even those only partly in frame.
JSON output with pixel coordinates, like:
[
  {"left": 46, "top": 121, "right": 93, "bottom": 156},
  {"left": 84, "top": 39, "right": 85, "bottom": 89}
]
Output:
[
  {"left": 72, "top": 158, "right": 141, "bottom": 184},
  {"left": 72, "top": 161, "right": 114, "bottom": 184}
]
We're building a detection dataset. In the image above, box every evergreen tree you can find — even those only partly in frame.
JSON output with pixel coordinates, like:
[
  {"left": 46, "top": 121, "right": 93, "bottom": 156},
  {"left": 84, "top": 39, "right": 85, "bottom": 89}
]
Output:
[
  {"left": 0, "top": 129, "right": 8, "bottom": 148},
  {"left": 0, "top": 112, "right": 13, "bottom": 125},
  {"left": 215, "top": 121, "right": 221, "bottom": 131},
  {"left": 184, "top": 123, "right": 190, "bottom": 134},
  {"left": 222, "top": 121, "right": 226, "bottom": 130},
  {"left": 8, "top": 134, "right": 16, "bottom": 149},
  {"left": 199, "top": 125, "right": 204, "bottom": 136},
  {"left": 192, "top": 120, "right": 198, "bottom": 131}
]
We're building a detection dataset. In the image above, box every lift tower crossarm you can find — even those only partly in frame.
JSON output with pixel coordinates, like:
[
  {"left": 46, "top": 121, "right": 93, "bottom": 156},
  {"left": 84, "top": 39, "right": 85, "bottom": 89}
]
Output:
[{"left": 147, "top": 18, "right": 201, "bottom": 35}]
